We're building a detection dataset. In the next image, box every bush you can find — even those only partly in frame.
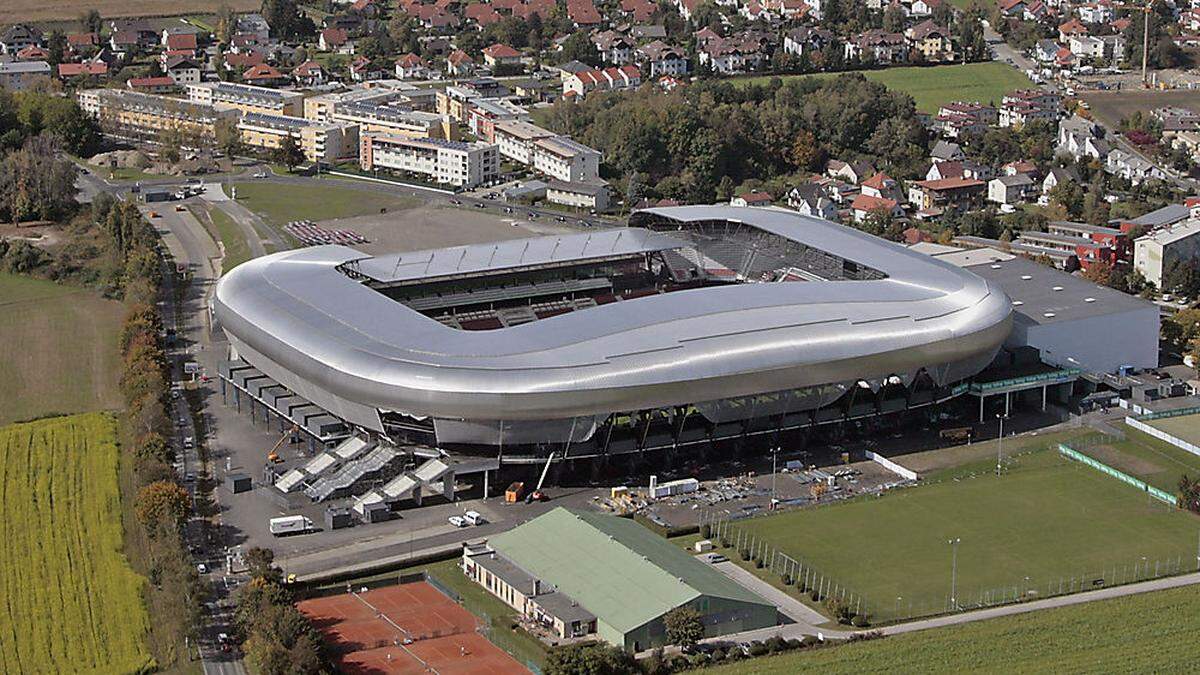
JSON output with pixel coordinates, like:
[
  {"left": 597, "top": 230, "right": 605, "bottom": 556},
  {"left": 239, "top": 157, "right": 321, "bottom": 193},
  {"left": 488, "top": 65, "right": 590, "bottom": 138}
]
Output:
[
  {"left": 747, "top": 641, "right": 769, "bottom": 657},
  {"left": 719, "top": 536, "right": 729, "bottom": 548},
  {"left": 851, "top": 613, "right": 870, "bottom": 627},
  {"left": 709, "top": 646, "right": 725, "bottom": 661},
  {"left": 764, "top": 636, "right": 788, "bottom": 653},
  {"left": 847, "top": 630, "right": 885, "bottom": 643},
  {"left": 740, "top": 548, "right": 751, "bottom": 561},
  {"left": 810, "top": 590, "right": 821, "bottom": 602},
  {"left": 754, "top": 556, "right": 765, "bottom": 569},
  {"left": 801, "top": 635, "right": 820, "bottom": 648},
  {"left": 781, "top": 573, "right": 793, "bottom": 586},
  {"left": 786, "top": 638, "right": 804, "bottom": 650},
  {"left": 700, "top": 523, "right": 711, "bottom": 538}
]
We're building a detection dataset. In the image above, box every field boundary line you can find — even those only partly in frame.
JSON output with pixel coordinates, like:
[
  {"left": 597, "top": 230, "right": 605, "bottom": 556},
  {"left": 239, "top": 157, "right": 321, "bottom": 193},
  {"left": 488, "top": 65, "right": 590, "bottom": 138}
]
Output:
[{"left": 1125, "top": 417, "right": 1200, "bottom": 460}]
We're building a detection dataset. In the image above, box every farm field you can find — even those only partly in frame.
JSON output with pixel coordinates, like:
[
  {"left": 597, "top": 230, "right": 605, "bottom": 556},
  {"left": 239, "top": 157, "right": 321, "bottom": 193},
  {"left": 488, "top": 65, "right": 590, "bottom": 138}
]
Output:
[
  {"left": 231, "top": 180, "right": 420, "bottom": 226},
  {"left": 704, "top": 583, "right": 1200, "bottom": 674},
  {"left": 0, "top": 413, "right": 153, "bottom": 673},
  {"left": 0, "top": 2, "right": 253, "bottom": 23},
  {"left": 735, "top": 62, "right": 1032, "bottom": 113},
  {"left": 729, "top": 447, "right": 1199, "bottom": 622},
  {"left": 0, "top": 272, "right": 124, "bottom": 425}
]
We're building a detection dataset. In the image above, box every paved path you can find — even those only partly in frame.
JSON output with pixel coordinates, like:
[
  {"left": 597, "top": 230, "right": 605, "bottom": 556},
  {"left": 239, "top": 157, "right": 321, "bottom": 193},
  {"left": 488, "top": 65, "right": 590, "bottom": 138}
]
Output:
[
  {"left": 201, "top": 185, "right": 277, "bottom": 257},
  {"left": 712, "top": 561, "right": 828, "bottom": 627}
]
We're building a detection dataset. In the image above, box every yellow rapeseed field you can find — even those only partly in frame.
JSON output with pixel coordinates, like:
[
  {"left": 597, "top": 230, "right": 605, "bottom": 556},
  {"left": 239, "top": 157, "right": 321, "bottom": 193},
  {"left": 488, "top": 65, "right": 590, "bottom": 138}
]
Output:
[{"left": 0, "top": 413, "right": 153, "bottom": 673}]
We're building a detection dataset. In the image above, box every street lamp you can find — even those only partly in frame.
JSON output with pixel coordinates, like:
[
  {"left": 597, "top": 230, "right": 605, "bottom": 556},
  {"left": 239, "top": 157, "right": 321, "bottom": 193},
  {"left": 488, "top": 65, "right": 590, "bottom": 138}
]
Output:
[
  {"left": 948, "top": 538, "right": 961, "bottom": 610},
  {"left": 996, "top": 413, "right": 1008, "bottom": 476},
  {"left": 771, "top": 446, "right": 780, "bottom": 508}
]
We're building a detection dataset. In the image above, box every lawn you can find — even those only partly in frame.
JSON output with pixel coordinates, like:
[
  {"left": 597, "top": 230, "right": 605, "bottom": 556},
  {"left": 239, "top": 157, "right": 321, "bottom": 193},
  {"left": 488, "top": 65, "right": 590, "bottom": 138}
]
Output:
[
  {"left": 0, "top": 413, "right": 153, "bottom": 673},
  {"left": 0, "top": 273, "right": 124, "bottom": 424},
  {"left": 735, "top": 62, "right": 1033, "bottom": 113},
  {"left": 230, "top": 180, "right": 419, "bottom": 225},
  {"left": 193, "top": 204, "right": 252, "bottom": 273},
  {"left": 704, "top": 583, "right": 1200, "bottom": 674},
  {"left": 1071, "top": 427, "right": 1200, "bottom": 494},
  {"left": 726, "top": 447, "right": 1199, "bottom": 623}
]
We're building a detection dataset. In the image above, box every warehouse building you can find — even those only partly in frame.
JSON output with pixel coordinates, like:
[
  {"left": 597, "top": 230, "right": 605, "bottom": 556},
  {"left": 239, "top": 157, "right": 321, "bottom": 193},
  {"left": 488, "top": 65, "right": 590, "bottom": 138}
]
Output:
[{"left": 463, "top": 508, "right": 777, "bottom": 651}]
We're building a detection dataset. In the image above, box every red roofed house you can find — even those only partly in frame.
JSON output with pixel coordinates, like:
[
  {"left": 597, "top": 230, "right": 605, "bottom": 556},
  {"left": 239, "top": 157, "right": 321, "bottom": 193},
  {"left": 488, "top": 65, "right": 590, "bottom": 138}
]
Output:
[
  {"left": 482, "top": 43, "right": 522, "bottom": 68},
  {"left": 15, "top": 45, "right": 49, "bottom": 61},
  {"left": 861, "top": 172, "right": 904, "bottom": 202},
  {"left": 66, "top": 32, "right": 99, "bottom": 49},
  {"left": 1058, "top": 18, "right": 1087, "bottom": 43},
  {"left": 850, "top": 193, "right": 903, "bottom": 222},
  {"left": 395, "top": 53, "right": 432, "bottom": 79},
  {"left": 127, "top": 76, "right": 177, "bottom": 93},
  {"left": 293, "top": 60, "right": 327, "bottom": 86},
  {"left": 731, "top": 192, "right": 773, "bottom": 207},
  {"left": 242, "top": 63, "right": 288, "bottom": 86},
  {"left": 58, "top": 61, "right": 108, "bottom": 79},
  {"left": 466, "top": 3, "right": 504, "bottom": 26},
  {"left": 319, "top": 28, "right": 352, "bottom": 53},
  {"left": 165, "top": 32, "right": 198, "bottom": 52},
  {"left": 164, "top": 55, "right": 202, "bottom": 85},
  {"left": 446, "top": 49, "right": 476, "bottom": 76},
  {"left": 563, "top": 64, "right": 641, "bottom": 96},
  {"left": 223, "top": 51, "right": 265, "bottom": 72},
  {"left": 567, "top": 0, "right": 603, "bottom": 26}
]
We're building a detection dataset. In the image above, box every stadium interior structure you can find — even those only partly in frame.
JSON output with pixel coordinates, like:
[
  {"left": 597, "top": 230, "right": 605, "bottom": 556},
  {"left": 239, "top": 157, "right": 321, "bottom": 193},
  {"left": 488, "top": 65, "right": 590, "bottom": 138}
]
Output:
[{"left": 215, "top": 206, "right": 1015, "bottom": 502}]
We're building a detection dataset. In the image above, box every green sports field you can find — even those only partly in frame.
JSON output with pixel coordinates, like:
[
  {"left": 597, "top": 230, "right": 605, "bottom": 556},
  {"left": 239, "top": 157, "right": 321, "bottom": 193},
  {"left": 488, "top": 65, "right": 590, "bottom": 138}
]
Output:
[
  {"left": 735, "top": 62, "right": 1033, "bottom": 113},
  {"left": 0, "top": 273, "right": 124, "bottom": 424},
  {"left": 1145, "top": 413, "right": 1200, "bottom": 449},
  {"left": 0, "top": 413, "right": 153, "bottom": 673},
  {"left": 1070, "top": 427, "right": 1200, "bottom": 494},
  {"left": 704, "top": 583, "right": 1200, "bottom": 674},
  {"left": 729, "top": 447, "right": 1198, "bottom": 622},
  {"left": 231, "top": 180, "right": 419, "bottom": 225}
]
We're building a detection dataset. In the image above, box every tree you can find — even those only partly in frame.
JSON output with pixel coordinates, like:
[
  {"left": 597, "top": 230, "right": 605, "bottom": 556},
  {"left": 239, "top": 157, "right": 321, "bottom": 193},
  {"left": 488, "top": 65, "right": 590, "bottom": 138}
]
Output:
[
  {"left": 79, "top": 9, "right": 103, "bottom": 35},
  {"left": 1179, "top": 474, "right": 1200, "bottom": 514},
  {"left": 1048, "top": 180, "right": 1084, "bottom": 218},
  {"left": 1080, "top": 260, "right": 1113, "bottom": 287},
  {"left": 557, "top": 31, "right": 600, "bottom": 66},
  {"left": 882, "top": 5, "right": 906, "bottom": 32},
  {"left": 135, "top": 480, "right": 191, "bottom": 533},
  {"left": 215, "top": 117, "right": 244, "bottom": 158},
  {"left": 274, "top": 134, "right": 305, "bottom": 171},
  {"left": 545, "top": 642, "right": 638, "bottom": 675},
  {"left": 261, "top": 0, "right": 315, "bottom": 40},
  {"left": 664, "top": 606, "right": 704, "bottom": 649},
  {"left": 246, "top": 547, "right": 280, "bottom": 581},
  {"left": 216, "top": 4, "right": 239, "bottom": 44}
]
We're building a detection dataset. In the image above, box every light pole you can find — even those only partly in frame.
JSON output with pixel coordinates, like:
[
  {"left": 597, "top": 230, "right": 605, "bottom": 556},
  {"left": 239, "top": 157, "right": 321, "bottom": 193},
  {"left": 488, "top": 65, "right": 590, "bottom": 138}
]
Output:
[
  {"left": 771, "top": 446, "right": 779, "bottom": 508},
  {"left": 948, "top": 538, "right": 961, "bottom": 610},
  {"left": 996, "top": 413, "right": 1008, "bottom": 476}
]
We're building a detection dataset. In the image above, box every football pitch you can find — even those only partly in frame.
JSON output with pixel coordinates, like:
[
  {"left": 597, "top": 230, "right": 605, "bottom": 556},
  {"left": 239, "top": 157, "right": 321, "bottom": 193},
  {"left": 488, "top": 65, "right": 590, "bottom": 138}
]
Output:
[
  {"left": 731, "top": 448, "right": 1199, "bottom": 623},
  {"left": 1146, "top": 413, "right": 1200, "bottom": 450}
]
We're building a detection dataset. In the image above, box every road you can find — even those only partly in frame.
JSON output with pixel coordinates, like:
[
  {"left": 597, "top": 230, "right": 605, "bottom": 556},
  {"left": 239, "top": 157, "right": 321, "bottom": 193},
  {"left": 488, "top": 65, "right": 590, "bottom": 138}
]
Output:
[
  {"left": 983, "top": 21, "right": 1033, "bottom": 73},
  {"left": 141, "top": 195, "right": 247, "bottom": 675}
]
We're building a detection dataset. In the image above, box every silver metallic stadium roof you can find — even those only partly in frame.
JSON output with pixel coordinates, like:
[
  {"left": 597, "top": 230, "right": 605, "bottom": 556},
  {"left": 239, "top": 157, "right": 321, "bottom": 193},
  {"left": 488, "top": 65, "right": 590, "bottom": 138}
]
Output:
[{"left": 214, "top": 206, "right": 1012, "bottom": 431}]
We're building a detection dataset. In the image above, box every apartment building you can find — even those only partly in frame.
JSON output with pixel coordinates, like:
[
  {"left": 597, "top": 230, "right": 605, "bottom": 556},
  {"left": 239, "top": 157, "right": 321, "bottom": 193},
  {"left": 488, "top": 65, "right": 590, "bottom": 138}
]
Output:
[
  {"left": 532, "top": 136, "right": 602, "bottom": 183},
  {"left": 360, "top": 134, "right": 498, "bottom": 188},
  {"left": 0, "top": 61, "right": 51, "bottom": 90},
  {"left": 237, "top": 112, "right": 359, "bottom": 163},
  {"left": 493, "top": 119, "right": 557, "bottom": 164},
  {"left": 78, "top": 88, "right": 237, "bottom": 142},
  {"left": 186, "top": 81, "right": 305, "bottom": 116},
  {"left": 331, "top": 100, "right": 453, "bottom": 139}
]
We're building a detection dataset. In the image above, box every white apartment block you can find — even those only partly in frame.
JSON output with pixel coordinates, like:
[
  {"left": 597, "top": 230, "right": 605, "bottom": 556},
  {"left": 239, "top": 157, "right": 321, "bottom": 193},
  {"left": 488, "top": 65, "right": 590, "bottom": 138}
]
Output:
[
  {"left": 361, "top": 134, "right": 498, "bottom": 188},
  {"left": 493, "top": 119, "right": 557, "bottom": 164},
  {"left": 186, "top": 81, "right": 305, "bottom": 116},
  {"left": 532, "top": 136, "right": 601, "bottom": 183},
  {"left": 1134, "top": 220, "right": 1200, "bottom": 289}
]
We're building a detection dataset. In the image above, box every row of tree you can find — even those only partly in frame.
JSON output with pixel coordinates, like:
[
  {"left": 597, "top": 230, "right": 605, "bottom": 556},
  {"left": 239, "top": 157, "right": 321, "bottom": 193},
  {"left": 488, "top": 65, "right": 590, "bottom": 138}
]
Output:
[{"left": 234, "top": 548, "right": 327, "bottom": 674}]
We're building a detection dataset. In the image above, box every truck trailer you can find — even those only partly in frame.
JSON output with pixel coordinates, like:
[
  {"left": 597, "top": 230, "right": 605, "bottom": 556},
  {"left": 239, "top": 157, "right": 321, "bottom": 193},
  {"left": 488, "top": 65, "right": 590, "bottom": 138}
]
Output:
[{"left": 269, "top": 515, "right": 315, "bottom": 536}]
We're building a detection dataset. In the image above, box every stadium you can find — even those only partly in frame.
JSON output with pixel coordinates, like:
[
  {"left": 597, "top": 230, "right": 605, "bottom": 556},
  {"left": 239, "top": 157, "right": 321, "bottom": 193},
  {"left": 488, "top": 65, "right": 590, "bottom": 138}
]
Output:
[{"left": 213, "top": 205, "right": 1013, "bottom": 471}]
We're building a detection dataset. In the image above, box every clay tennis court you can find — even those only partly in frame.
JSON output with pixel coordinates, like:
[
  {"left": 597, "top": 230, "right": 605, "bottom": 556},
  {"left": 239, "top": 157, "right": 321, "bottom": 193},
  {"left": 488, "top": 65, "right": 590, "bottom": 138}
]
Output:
[{"left": 298, "top": 581, "right": 528, "bottom": 674}]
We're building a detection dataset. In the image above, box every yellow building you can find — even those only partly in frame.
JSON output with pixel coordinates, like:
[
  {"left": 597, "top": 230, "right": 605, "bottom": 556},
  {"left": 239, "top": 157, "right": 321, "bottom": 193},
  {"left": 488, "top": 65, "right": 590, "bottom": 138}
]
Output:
[
  {"left": 187, "top": 81, "right": 305, "bottom": 117},
  {"left": 78, "top": 88, "right": 237, "bottom": 143},
  {"left": 237, "top": 112, "right": 359, "bottom": 164}
]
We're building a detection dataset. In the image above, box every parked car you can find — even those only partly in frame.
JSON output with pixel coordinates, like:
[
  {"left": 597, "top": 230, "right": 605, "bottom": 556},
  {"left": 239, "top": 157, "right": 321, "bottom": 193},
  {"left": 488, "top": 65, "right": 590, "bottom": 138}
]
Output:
[{"left": 448, "top": 515, "right": 468, "bottom": 527}]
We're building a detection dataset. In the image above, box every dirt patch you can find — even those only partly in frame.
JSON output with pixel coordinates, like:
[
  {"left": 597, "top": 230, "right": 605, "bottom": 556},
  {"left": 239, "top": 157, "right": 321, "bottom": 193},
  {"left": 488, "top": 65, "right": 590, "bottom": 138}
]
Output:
[
  {"left": 1081, "top": 90, "right": 1200, "bottom": 129},
  {"left": 1082, "top": 444, "right": 1164, "bottom": 477},
  {"left": 322, "top": 205, "right": 580, "bottom": 256},
  {"left": 2, "top": 1, "right": 256, "bottom": 24},
  {"left": 0, "top": 224, "right": 64, "bottom": 248}
]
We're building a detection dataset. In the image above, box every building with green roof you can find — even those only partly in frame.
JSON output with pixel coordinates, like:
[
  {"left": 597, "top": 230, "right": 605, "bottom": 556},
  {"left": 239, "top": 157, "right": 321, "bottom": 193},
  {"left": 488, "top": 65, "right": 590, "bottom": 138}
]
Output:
[{"left": 462, "top": 507, "right": 777, "bottom": 651}]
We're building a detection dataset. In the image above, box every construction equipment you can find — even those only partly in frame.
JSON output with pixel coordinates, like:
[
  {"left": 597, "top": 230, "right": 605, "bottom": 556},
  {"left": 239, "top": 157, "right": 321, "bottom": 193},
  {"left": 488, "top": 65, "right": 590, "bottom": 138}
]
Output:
[
  {"left": 525, "top": 452, "right": 555, "bottom": 503},
  {"left": 267, "top": 424, "right": 298, "bottom": 464},
  {"left": 505, "top": 481, "right": 525, "bottom": 503}
]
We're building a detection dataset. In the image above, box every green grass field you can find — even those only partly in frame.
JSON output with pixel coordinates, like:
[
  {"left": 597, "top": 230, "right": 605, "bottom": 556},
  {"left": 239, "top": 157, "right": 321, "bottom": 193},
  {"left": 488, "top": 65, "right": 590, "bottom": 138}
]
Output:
[
  {"left": 729, "top": 447, "right": 1199, "bottom": 622},
  {"left": 194, "top": 204, "right": 252, "bottom": 273},
  {"left": 1146, "top": 413, "right": 1200, "bottom": 448},
  {"left": 0, "top": 413, "right": 153, "bottom": 673},
  {"left": 231, "top": 180, "right": 419, "bottom": 225},
  {"left": 1070, "top": 427, "right": 1200, "bottom": 493},
  {"left": 735, "top": 62, "right": 1032, "bottom": 113},
  {"left": 0, "top": 273, "right": 124, "bottom": 424},
  {"left": 705, "top": 583, "right": 1200, "bottom": 674}
]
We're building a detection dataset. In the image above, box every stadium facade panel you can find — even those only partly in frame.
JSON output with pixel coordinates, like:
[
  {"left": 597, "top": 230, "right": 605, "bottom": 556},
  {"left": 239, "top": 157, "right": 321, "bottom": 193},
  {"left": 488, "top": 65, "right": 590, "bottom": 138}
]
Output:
[{"left": 214, "top": 206, "right": 1012, "bottom": 450}]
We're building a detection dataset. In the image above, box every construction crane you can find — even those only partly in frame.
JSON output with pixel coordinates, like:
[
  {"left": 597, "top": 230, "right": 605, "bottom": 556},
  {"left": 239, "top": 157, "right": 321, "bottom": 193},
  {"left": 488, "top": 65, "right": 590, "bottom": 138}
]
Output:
[
  {"left": 525, "top": 452, "right": 556, "bottom": 503},
  {"left": 267, "top": 424, "right": 298, "bottom": 464}
]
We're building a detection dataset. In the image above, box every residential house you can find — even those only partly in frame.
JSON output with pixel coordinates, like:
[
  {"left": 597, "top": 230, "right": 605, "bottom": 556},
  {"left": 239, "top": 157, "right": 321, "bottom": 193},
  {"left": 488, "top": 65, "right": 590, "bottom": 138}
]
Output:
[
  {"left": 349, "top": 56, "right": 385, "bottom": 82},
  {"left": 930, "top": 139, "right": 964, "bottom": 162},
  {"left": 907, "top": 177, "right": 985, "bottom": 213},
  {"left": 910, "top": 0, "right": 944, "bottom": 16},
  {"left": 850, "top": 193, "right": 903, "bottom": 222},
  {"left": 465, "top": 3, "right": 504, "bottom": 26},
  {"left": 293, "top": 61, "right": 327, "bottom": 86},
  {"left": 236, "top": 14, "right": 271, "bottom": 42},
  {"left": 782, "top": 27, "right": 834, "bottom": 57},
  {"left": 988, "top": 174, "right": 1036, "bottom": 206},
  {"left": 395, "top": 53, "right": 431, "bottom": 80},
  {"left": 164, "top": 56, "right": 202, "bottom": 85},
  {"left": 925, "top": 160, "right": 991, "bottom": 181},
  {"left": 861, "top": 172, "right": 903, "bottom": 202},
  {"left": 58, "top": 60, "right": 109, "bottom": 80},
  {"left": 446, "top": 50, "right": 476, "bottom": 76},
  {"left": 906, "top": 20, "right": 953, "bottom": 61},
  {"left": 786, "top": 183, "right": 838, "bottom": 220},
  {"left": 1034, "top": 39, "right": 1060, "bottom": 63},
  {"left": 319, "top": 28, "right": 352, "bottom": 53},
  {"left": 593, "top": 31, "right": 635, "bottom": 65},
  {"left": 126, "top": 76, "right": 178, "bottom": 93},
  {"left": 1106, "top": 148, "right": 1167, "bottom": 185},
  {"left": 1057, "top": 114, "right": 1110, "bottom": 160},
  {"left": 826, "top": 159, "right": 875, "bottom": 184},
  {"left": 568, "top": 0, "right": 603, "bottom": 27},
  {"left": 0, "top": 61, "right": 50, "bottom": 90},
  {"left": 1042, "top": 166, "right": 1080, "bottom": 194},
  {"left": 563, "top": 65, "right": 641, "bottom": 96},
  {"left": 637, "top": 41, "right": 689, "bottom": 76},
  {"left": 731, "top": 191, "right": 773, "bottom": 207},
  {"left": 1058, "top": 18, "right": 1088, "bottom": 43},
  {"left": 1077, "top": 2, "right": 1114, "bottom": 24},
  {"left": 164, "top": 32, "right": 199, "bottom": 54},
  {"left": 482, "top": 43, "right": 523, "bottom": 69},
  {"left": 1, "top": 24, "right": 42, "bottom": 55},
  {"left": 938, "top": 101, "right": 997, "bottom": 125},
  {"left": 242, "top": 63, "right": 288, "bottom": 86},
  {"left": 1069, "top": 35, "right": 1105, "bottom": 59},
  {"left": 699, "top": 36, "right": 766, "bottom": 74},
  {"left": 845, "top": 30, "right": 906, "bottom": 63}
]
